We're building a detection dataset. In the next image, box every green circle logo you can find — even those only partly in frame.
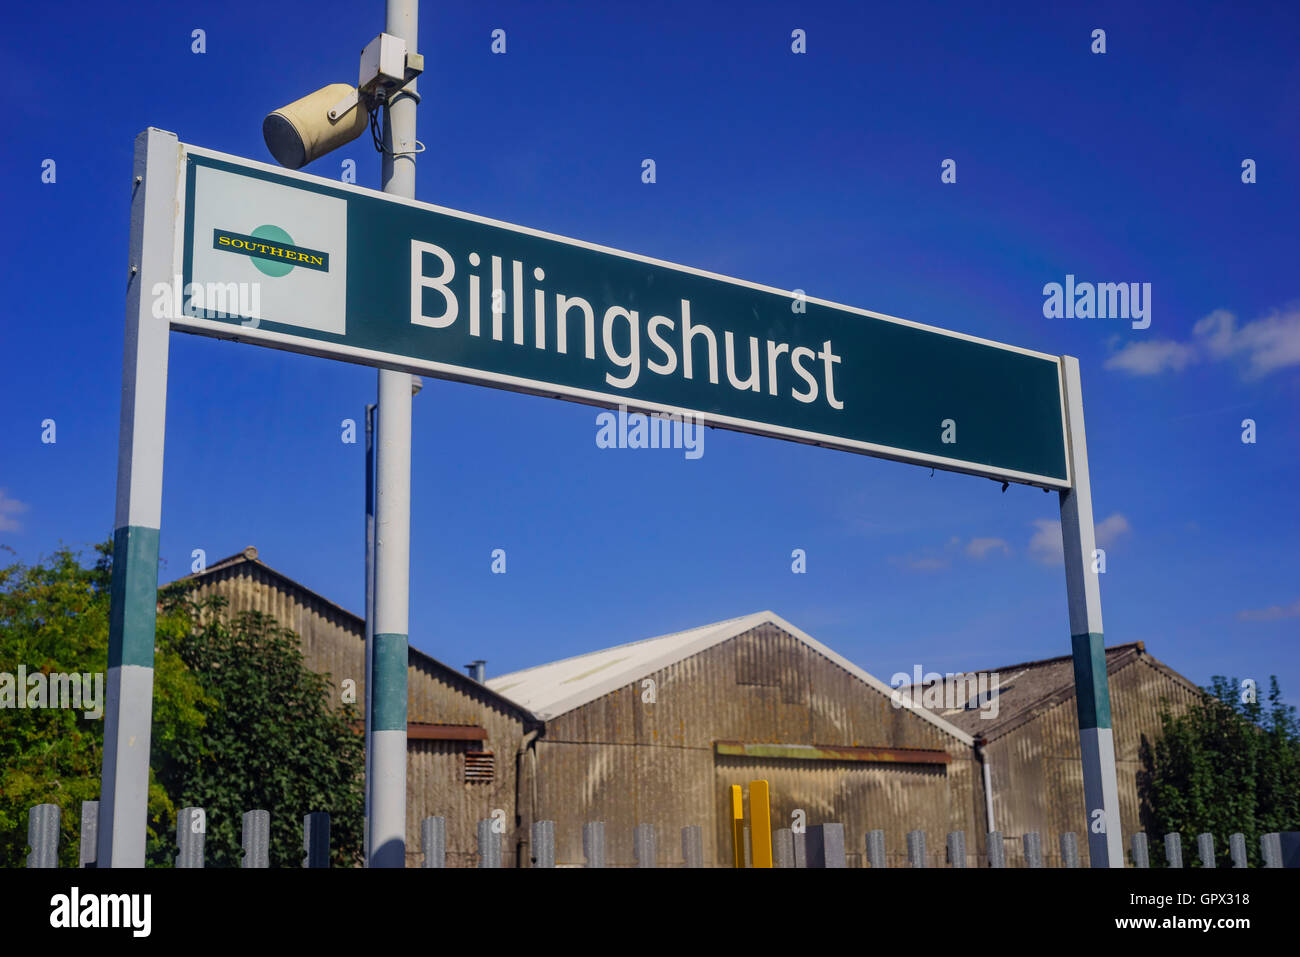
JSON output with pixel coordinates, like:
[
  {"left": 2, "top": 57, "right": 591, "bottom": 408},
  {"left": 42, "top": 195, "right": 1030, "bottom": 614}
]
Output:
[{"left": 250, "top": 224, "right": 295, "bottom": 277}]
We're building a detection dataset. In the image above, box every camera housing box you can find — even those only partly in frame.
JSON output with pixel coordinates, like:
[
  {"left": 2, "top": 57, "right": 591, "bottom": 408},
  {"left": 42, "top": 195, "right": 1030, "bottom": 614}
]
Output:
[{"left": 359, "top": 33, "right": 408, "bottom": 99}]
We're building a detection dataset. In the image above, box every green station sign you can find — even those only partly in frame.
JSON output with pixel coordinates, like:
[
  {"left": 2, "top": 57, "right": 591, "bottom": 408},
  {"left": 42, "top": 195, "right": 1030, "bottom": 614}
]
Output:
[{"left": 168, "top": 143, "right": 1070, "bottom": 487}]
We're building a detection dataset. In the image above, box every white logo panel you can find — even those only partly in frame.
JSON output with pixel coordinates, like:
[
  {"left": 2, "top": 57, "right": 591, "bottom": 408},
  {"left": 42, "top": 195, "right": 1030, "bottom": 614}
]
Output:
[{"left": 190, "top": 165, "right": 348, "bottom": 334}]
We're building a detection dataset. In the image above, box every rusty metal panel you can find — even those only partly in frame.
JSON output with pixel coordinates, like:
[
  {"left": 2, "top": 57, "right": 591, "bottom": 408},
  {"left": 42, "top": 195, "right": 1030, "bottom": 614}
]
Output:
[
  {"left": 407, "top": 723, "right": 487, "bottom": 741},
  {"left": 715, "top": 741, "right": 952, "bottom": 764}
]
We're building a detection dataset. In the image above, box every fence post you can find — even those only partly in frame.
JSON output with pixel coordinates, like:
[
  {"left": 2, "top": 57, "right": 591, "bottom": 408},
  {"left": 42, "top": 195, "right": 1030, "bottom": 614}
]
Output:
[
  {"left": 242, "top": 810, "right": 270, "bottom": 868},
  {"left": 1060, "top": 832, "right": 1080, "bottom": 868},
  {"left": 583, "top": 821, "right": 605, "bottom": 868},
  {"left": 907, "top": 829, "right": 927, "bottom": 868},
  {"left": 176, "top": 807, "right": 205, "bottom": 868},
  {"left": 946, "top": 831, "right": 967, "bottom": 868},
  {"left": 303, "top": 812, "right": 331, "bottom": 868},
  {"left": 987, "top": 831, "right": 1005, "bottom": 869},
  {"left": 867, "top": 829, "right": 887, "bottom": 869},
  {"left": 748, "top": 779, "right": 773, "bottom": 868},
  {"left": 729, "top": 785, "right": 744, "bottom": 868},
  {"left": 823, "top": 823, "right": 846, "bottom": 868},
  {"left": 1282, "top": 832, "right": 1300, "bottom": 866},
  {"left": 420, "top": 816, "right": 446, "bottom": 869},
  {"left": 1131, "top": 832, "right": 1149, "bottom": 869},
  {"left": 1164, "top": 832, "right": 1183, "bottom": 868},
  {"left": 805, "top": 824, "right": 823, "bottom": 867},
  {"left": 633, "top": 823, "right": 657, "bottom": 868},
  {"left": 1261, "top": 833, "right": 1281, "bottom": 868},
  {"left": 774, "top": 828, "right": 794, "bottom": 868},
  {"left": 1023, "top": 832, "right": 1044, "bottom": 868},
  {"left": 682, "top": 825, "right": 704, "bottom": 868},
  {"left": 532, "top": 821, "right": 556, "bottom": 868},
  {"left": 79, "top": 801, "right": 99, "bottom": 868},
  {"left": 792, "top": 829, "right": 807, "bottom": 868},
  {"left": 1228, "top": 833, "right": 1246, "bottom": 869},
  {"left": 1196, "top": 833, "right": 1216, "bottom": 868},
  {"left": 420, "top": 816, "right": 445, "bottom": 868},
  {"left": 477, "top": 819, "right": 502, "bottom": 868},
  {"left": 26, "top": 804, "right": 60, "bottom": 868}
]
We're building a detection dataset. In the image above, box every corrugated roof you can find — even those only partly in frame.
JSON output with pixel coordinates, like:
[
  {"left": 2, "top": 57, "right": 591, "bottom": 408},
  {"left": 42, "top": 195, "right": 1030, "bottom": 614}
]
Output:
[
  {"left": 906, "top": 642, "right": 1198, "bottom": 741},
  {"left": 486, "top": 610, "right": 974, "bottom": 745},
  {"left": 168, "top": 545, "right": 367, "bottom": 628},
  {"left": 168, "top": 546, "right": 539, "bottom": 725}
]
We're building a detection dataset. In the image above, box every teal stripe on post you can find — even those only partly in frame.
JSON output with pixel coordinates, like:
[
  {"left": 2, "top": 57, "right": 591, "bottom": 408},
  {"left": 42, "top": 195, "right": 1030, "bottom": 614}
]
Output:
[
  {"left": 108, "top": 525, "right": 160, "bottom": 669},
  {"left": 1070, "top": 632, "right": 1111, "bottom": 730},
  {"left": 371, "top": 633, "right": 408, "bottom": 731}
]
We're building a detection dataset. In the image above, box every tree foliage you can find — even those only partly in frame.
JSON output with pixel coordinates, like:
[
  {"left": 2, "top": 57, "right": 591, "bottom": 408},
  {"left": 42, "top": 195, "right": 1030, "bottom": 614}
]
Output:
[
  {"left": 153, "top": 590, "right": 364, "bottom": 867},
  {"left": 1141, "top": 675, "right": 1300, "bottom": 866},
  {"left": 1, "top": 543, "right": 363, "bottom": 867},
  {"left": 0, "top": 543, "right": 208, "bottom": 867}
]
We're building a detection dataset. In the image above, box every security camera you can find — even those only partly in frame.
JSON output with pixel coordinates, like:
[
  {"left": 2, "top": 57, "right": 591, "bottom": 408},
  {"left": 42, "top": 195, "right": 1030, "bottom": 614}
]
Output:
[
  {"left": 262, "top": 34, "right": 423, "bottom": 171},
  {"left": 263, "top": 83, "right": 368, "bottom": 170}
]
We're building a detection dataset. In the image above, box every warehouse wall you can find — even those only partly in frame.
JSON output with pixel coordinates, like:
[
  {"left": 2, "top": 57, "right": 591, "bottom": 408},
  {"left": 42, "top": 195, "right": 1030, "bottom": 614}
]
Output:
[
  {"left": 984, "top": 651, "right": 1201, "bottom": 866},
  {"left": 406, "top": 652, "right": 533, "bottom": 868},
  {"left": 178, "top": 553, "right": 533, "bottom": 866},
  {"left": 713, "top": 756, "right": 959, "bottom": 867},
  {"left": 183, "top": 554, "right": 365, "bottom": 705},
  {"left": 535, "top": 621, "right": 980, "bottom": 866}
]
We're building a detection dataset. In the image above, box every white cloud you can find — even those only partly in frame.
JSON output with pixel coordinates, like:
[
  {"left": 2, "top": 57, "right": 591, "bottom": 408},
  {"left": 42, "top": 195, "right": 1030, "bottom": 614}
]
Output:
[
  {"left": 0, "top": 489, "right": 29, "bottom": 533},
  {"left": 1236, "top": 599, "right": 1300, "bottom": 623},
  {"left": 892, "top": 535, "right": 1012, "bottom": 570},
  {"left": 1028, "top": 518, "right": 1063, "bottom": 564},
  {"left": 1095, "top": 513, "right": 1132, "bottom": 543},
  {"left": 892, "top": 555, "right": 950, "bottom": 572},
  {"left": 1029, "top": 512, "right": 1130, "bottom": 565},
  {"left": 965, "top": 537, "right": 1011, "bottom": 559},
  {"left": 1193, "top": 307, "right": 1300, "bottom": 379},
  {"left": 1194, "top": 308, "right": 1242, "bottom": 359},
  {"left": 1104, "top": 339, "right": 1198, "bottom": 375},
  {"left": 1106, "top": 304, "right": 1300, "bottom": 379}
]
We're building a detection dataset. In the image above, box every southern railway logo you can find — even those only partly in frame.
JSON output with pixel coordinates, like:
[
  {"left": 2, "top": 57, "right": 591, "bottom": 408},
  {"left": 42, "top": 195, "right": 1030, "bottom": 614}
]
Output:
[{"left": 213, "top": 226, "right": 330, "bottom": 276}]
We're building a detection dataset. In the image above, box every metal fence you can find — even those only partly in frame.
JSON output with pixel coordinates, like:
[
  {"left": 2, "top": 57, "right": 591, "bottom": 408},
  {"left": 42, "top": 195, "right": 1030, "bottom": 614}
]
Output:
[{"left": 21, "top": 801, "right": 1295, "bottom": 868}]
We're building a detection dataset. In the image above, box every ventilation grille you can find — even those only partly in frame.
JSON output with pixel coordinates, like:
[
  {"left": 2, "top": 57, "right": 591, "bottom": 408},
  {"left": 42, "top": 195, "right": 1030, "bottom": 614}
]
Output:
[{"left": 465, "top": 751, "right": 494, "bottom": 783}]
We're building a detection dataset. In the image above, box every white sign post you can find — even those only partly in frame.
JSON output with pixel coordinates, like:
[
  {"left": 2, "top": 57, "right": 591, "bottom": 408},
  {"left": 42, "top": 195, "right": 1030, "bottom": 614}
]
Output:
[
  {"left": 1059, "top": 357, "right": 1123, "bottom": 866},
  {"left": 99, "top": 129, "right": 178, "bottom": 867}
]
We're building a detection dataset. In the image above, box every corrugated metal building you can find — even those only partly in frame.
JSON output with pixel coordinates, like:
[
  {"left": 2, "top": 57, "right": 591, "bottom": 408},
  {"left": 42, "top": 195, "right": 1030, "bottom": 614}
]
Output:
[
  {"left": 488, "top": 611, "right": 983, "bottom": 867},
  {"left": 925, "top": 642, "right": 1202, "bottom": 866},
  {"left": 171, "top": 547, "right": 541, "bottom": 867},
  {"left": 169, "top": 551, "right": 1204, "bottom": 868}
]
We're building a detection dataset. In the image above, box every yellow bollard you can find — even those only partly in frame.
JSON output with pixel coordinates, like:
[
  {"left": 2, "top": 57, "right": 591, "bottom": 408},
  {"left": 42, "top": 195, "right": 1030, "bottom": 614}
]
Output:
[
  {"left": 749, "top": 779, "right": 773, "bottom": 868},
  {"left": 730, "top": 784, "right": 745, "bottom": 868}
]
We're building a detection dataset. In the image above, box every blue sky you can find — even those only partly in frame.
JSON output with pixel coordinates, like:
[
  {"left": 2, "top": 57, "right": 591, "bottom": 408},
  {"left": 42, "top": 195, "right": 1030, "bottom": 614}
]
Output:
[{"left": 1, "top": 1, "right": 1297, "bottom": 704}]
